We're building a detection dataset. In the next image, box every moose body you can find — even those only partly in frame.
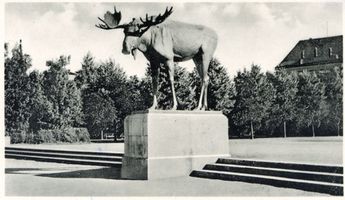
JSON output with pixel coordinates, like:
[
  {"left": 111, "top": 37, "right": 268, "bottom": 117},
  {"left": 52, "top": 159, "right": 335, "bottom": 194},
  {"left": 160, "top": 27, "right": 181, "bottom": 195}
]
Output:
[
  {"left": 97, "top": 7, "right": 218, "bottom": 110},
  {"left": 136, "top": 20, "right": 218, "bottom": 62}
]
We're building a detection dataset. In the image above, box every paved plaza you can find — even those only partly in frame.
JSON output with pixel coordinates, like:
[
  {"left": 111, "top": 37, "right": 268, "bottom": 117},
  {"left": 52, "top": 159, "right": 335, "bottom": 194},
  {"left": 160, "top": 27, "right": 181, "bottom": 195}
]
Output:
[
  {"left": 4, "top": 136, "right": 342, "bottom": 196},
  {"left": 9, "top": 136, "right": 343, "bottom": 164},
  {"left": 229, "top": 136, "right": 343, "bottom": 165},
  {"left": 5, "top": 159, "right": 327, "bottom": 196}
]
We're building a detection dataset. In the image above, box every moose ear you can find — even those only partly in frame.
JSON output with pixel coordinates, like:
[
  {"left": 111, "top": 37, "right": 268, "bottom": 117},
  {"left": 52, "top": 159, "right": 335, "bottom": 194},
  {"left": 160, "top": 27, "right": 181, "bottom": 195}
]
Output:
[{"left": 150, "top": 26, "right": 173, "bottom": 58}]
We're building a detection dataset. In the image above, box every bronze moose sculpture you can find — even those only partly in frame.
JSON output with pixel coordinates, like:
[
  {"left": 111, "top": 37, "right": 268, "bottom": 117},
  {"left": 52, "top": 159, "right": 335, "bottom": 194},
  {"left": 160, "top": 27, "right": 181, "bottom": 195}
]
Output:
[{"left": 96, "top": 7, "right": 218, "bottom": 110}]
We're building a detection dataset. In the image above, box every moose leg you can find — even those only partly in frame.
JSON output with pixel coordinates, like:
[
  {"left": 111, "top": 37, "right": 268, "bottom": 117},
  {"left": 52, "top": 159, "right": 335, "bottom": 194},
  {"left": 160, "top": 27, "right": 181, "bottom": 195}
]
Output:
[
  {"left": 197, "top": 83, "right": 205, "bottom": 110},
  {"left": 148, "top": 62, "right": 160, "bottom": 110},
  {"left": 201, "top": 56, "right": 211, "bottom": 110},
  {"left": 166, "top": 60, "right": 178, "bottom": 110},
  {"left": 193, "top": 55, "right": 205, "bottom": 110}
]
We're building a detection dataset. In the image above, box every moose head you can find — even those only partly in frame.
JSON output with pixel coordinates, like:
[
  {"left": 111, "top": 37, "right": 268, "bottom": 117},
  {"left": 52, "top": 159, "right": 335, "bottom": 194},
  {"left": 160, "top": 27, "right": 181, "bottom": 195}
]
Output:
[{"left": 96, "top": 7, "right": 173, "bottom": 60}]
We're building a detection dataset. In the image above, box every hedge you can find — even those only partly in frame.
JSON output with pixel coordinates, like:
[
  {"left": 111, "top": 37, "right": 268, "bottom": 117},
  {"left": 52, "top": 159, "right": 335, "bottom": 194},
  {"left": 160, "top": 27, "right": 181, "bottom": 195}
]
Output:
[{"left": 10, "top": 127, "right": 90, "bottom": 144}]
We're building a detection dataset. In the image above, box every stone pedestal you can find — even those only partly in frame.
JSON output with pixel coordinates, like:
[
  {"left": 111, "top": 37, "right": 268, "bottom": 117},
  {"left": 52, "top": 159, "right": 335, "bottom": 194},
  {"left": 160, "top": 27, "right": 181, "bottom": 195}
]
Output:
[{"left": 121, "top": 110, "right": 229, "bottom": 180}]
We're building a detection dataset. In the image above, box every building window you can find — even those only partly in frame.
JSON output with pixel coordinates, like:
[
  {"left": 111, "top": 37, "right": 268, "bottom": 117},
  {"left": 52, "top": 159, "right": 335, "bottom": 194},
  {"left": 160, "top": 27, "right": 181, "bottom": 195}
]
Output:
[
  {"left": 314, "top": 47, "right": 319, "bottom": 57},
  {"left": 329, "top": 47, "right": 333, "bottom": 57},
  {"left": 301, "top": 50, "right": 305, "bottom": 59}
]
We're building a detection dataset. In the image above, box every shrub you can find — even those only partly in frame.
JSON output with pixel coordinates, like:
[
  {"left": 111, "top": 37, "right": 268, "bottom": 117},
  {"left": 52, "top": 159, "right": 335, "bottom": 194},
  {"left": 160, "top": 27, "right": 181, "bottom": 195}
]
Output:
[
  {"left": 74, "top": 128, "right": 91, "bottom": 143},
  {"left": 41, "top": 127, "right": 90, "bottom": 143},
  {"left": 10, "top": 130, "right": 26, "bottom": 144},
  {"left": 53, "top": 129, "right": 67, "bottom": 143},
  {"left": 25, "top": 132, "right": 39, "bottom": 144},
  {"left": 7, "top": 127, "right": 90, "bottom": 144},
  {"left": 59, "top": 128, "right": 79, "bottom": 143},
  {"left": 36, "top": 129, "right": 56, "bottom": 143}
]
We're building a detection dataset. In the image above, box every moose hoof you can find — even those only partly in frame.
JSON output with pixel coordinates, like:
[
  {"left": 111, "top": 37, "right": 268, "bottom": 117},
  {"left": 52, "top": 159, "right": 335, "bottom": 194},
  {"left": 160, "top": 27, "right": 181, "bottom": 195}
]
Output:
[
  {"left": 170, "top": 106, "right": 177, "bottom": 111},
  {"left": 148, "top": 105, "right": 157, "bottom": 110},
  {"left": 193, "top": 106, "right": 206, "bottom": 111}
]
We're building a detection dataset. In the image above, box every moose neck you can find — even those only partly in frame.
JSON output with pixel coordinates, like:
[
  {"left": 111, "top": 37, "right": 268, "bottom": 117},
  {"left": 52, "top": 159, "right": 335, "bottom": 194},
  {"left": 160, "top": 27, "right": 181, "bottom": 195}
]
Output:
[{"left": 136, "top": 30, "right": 152, "bottom": 54}]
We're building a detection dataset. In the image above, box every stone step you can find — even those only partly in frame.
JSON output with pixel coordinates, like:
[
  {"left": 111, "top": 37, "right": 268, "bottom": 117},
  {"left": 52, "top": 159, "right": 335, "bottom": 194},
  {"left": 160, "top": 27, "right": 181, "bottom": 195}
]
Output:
[
  {"left": 190, "top": 169, "right": 343, "bottom": 196},
  {"left": 217, "top": 158, "right": 343, "bottom": 174},
  {"left": 5, "top": 147, "right": 123, "bottom": 157},
  {"left": 5, "top": 153, "right": 122, "bottom": 167},
  {"left": 204, "top": 163, "right": 343, "bottom": 184},
  {"left": 5, "top": 149, "right": 122, "bottom": 162}
]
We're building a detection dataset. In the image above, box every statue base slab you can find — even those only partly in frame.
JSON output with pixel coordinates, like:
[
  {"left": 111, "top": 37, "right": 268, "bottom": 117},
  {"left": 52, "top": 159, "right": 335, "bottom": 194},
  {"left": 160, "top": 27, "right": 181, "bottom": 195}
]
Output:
[{"left": 120, "top": 110, "right": 230, "bottom": 180}]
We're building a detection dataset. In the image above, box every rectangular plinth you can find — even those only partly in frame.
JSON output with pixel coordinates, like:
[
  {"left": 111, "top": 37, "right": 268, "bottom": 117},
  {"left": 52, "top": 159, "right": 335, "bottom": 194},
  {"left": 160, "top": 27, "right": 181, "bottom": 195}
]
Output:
[{"left": 121, "top": 110, "right": 229, "bottom": 180}]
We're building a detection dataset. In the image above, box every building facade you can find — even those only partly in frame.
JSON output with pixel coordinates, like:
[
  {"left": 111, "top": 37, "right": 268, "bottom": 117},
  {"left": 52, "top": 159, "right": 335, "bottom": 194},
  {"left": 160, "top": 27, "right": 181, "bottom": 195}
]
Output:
[{"left": 276, "top": 35, "right": 343, "bottom": 73}]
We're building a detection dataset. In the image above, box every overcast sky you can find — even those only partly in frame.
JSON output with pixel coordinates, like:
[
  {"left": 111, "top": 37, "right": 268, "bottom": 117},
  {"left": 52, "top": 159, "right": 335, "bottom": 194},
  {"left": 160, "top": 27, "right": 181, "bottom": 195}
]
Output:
[{"left": 5, "top": 2, "right": 343, "bottom": 77}]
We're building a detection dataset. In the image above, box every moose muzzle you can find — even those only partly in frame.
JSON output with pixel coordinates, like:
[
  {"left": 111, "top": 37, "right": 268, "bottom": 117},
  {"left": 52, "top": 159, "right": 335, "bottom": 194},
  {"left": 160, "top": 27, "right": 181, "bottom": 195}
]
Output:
[{"left": 121, "top": 47, "right": 137, "bottom": 60}]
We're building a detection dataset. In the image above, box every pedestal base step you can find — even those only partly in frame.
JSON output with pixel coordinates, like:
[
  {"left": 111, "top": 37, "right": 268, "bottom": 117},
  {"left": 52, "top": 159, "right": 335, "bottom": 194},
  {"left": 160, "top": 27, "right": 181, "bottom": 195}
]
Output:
[
  {"left": 5, "top": 147, "right": 123, "bottom": 167},
  {"left": 190, "top": 158, "right": 343, "bottom": 196}
]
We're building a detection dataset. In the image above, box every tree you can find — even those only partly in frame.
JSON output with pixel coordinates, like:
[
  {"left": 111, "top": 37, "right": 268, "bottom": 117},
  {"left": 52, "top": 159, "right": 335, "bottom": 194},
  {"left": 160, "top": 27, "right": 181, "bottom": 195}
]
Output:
[
  {"left": 42, "top": 55, "right": 83, "bottom": 128},
  {"left": 174, "top": 65, "right": 196, "bottom": 110},
  {"left": 5, "top": 40, "right": 32, "bottom": 134},
  {"left": 318, "top": 68, "right": 343, "bottom": 136},
  {"left": 74, "top": 52, "right": 98, "bottom": 89},
  {"left": 27, "top": 70, "right": 54, "bottom": 131},
  {"left": 83, "top": 93, "right": 117, "bottom": 139},
  {"left": 76, "top": 56, "right": 133, "bottom": 138},
  {"left": 80, "top": 59, "right": 130, "bottom": 138},
  {"left": 267, "top": 70, "right": 298, "bottom": 137},
  {"left": 65, "top": 80, "right": 83, "bottom": 127},
  {"left": 127, "top": 75, "right": 152, "bottom": 111},
  {"left": 204, "top": 58, "right": 235, "bottom": 114},
  {"left": 4, "top": 43, "right": 9, "bottom": 58},
  {"left": 99, "top": 60, "right": 130, "bottom": 137},
  {"left": 231, "top": 65, "right": 275, "bottom": 139},
  {"left": 296, "top": 71, "right": 326, "bottom": 137}
]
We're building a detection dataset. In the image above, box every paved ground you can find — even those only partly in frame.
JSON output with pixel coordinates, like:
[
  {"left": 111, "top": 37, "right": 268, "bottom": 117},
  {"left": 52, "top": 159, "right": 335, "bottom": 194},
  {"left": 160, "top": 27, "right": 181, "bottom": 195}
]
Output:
[
  {"left": 229, "top": 136, "right": 343, "bottom": 165},
  {"left": 5, "top": 159, "right": 328, "bottom": 196},
  {"left": 5, "top": 136, "right": 342, "bottom": 196},
  {"left": 8, "top": 136, "right": 343, "bottom": 164}
]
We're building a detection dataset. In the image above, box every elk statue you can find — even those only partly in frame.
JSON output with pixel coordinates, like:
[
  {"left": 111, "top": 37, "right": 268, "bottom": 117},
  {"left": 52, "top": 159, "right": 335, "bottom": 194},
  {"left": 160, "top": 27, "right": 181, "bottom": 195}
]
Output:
[{"left": 96, "top": 7, "right": 218, "bottom": 110}]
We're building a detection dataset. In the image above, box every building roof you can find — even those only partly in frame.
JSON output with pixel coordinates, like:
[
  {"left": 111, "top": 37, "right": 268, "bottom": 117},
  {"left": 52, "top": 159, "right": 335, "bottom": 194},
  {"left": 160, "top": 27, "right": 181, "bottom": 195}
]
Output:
[{"left": 277, "top": 35, "right": 343, "bottom": 69}]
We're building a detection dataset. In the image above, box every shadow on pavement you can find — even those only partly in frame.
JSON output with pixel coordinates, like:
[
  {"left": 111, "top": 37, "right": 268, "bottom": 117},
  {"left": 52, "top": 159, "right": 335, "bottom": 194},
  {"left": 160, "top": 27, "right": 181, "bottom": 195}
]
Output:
[
  {"left": 6, "top": 168, "right": 44, "bottom": 174},
  {"left": 37, "top": 167, "right": 123, "bottom": 179},
  {"left": 6, "top": 167, "right": 123, "bottom": 180}
]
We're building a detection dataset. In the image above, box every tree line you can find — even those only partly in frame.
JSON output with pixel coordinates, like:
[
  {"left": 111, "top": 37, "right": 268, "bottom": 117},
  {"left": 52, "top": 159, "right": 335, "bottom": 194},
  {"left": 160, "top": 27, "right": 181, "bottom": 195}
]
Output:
[{"left": 4, "top": 41, "right": 343, "bottom": 143}]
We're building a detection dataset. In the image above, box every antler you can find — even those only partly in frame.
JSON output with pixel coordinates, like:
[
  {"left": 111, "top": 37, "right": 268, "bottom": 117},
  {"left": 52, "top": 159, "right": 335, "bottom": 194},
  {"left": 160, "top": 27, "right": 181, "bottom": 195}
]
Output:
[
  {"left": 139, "top": 7, "right": 173, "bottom": 28},
  {"left": 96, "top": 6, "right": 127, "bottom": 30}
]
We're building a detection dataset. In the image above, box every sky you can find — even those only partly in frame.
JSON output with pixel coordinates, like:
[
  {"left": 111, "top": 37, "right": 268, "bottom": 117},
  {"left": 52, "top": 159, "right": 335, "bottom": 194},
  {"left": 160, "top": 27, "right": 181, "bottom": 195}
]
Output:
[{"left": 4, "top": 2, "right": 343, "bottom": 77}]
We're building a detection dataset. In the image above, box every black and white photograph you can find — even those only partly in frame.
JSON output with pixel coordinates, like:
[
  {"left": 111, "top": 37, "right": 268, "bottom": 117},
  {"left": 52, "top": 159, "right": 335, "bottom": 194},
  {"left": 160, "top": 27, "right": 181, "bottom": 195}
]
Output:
[{"left": 2, "top": 0, "right": 344, "bottom": 197}]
